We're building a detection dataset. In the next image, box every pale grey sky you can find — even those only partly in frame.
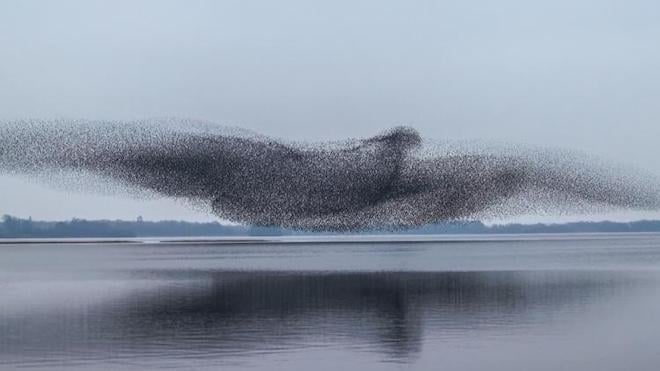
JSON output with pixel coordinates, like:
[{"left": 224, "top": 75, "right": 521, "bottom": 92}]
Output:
[{"left": 1, "top": 0, "right": 659, "bottom": 222}]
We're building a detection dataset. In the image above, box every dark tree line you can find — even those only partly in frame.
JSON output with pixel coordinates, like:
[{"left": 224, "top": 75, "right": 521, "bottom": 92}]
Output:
[
  {"left": 0, "top": 215, "right": 257, "bottom": 238},
  {"left": 2, "top": 214, "right": 660, "bottom": 238}
]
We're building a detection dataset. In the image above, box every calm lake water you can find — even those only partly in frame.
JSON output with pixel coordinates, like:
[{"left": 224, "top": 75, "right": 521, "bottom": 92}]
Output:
[{"left": 2, "top": 234, "right": 660, "bottom": 370}]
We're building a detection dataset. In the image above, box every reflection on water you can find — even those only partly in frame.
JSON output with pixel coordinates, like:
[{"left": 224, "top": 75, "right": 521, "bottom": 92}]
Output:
[{"left": 1, "top": 236, "right": 660, "bottom": 370}]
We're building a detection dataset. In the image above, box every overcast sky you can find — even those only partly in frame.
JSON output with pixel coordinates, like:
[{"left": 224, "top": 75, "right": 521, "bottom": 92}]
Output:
[{"left": 1, "top": 0, "right": 659, "bottom": 222}]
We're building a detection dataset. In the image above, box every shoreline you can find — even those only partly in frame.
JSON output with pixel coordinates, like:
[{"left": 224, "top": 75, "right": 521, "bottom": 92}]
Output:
[{"left": 2, "top": 231, "right": 660, "bottom": 245}]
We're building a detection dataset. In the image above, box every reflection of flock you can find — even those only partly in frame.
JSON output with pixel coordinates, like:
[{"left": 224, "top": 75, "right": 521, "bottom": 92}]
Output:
[
  {"left": 2, "top": 120, "right": 660, "bottom": 230},
  {"left": 0, "top": 270, "right": 636, "bottom": 366}
]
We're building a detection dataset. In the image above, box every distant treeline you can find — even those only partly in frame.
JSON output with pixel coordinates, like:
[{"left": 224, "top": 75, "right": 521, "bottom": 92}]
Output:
[
  {"left": 0, "top": 215, "right": 272, "bottom": 238},
  {"left": 2, "top": 214, "right": 660, "bottom": 238}
]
